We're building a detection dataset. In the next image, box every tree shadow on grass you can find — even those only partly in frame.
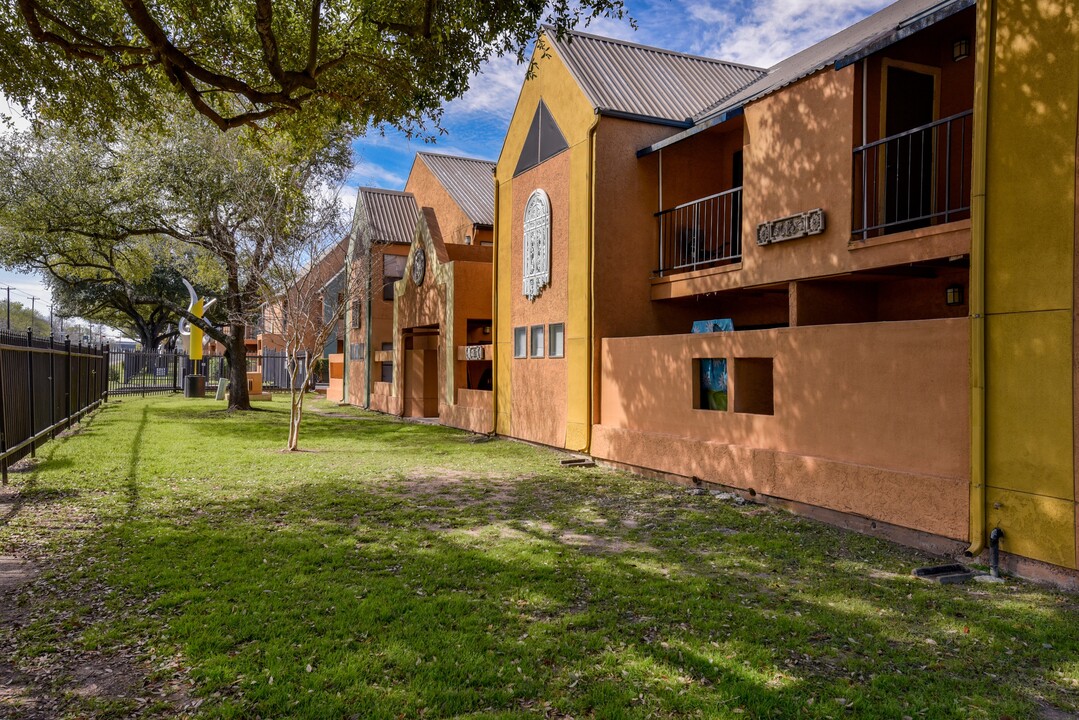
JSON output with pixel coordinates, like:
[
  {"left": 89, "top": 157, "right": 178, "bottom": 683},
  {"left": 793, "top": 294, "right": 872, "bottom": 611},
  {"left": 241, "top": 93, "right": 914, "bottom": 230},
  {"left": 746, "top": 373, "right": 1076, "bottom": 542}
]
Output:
[{"left": 71, "top": 469, "right": 1079, "bottom": 720}]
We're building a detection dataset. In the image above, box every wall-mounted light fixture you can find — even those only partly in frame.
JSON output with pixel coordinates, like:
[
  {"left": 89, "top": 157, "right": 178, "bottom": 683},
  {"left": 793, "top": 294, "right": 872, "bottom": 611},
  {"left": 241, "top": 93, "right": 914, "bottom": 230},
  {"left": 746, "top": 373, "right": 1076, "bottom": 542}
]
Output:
[
  {"left": 953, "top": 38, "right": 970, "bottom": 62},
  {"left": 946, "top": 284, "right": 965, "bottom": 306},
  {"left": 483, "top": 325, "right": 492, "bottom": 335}
]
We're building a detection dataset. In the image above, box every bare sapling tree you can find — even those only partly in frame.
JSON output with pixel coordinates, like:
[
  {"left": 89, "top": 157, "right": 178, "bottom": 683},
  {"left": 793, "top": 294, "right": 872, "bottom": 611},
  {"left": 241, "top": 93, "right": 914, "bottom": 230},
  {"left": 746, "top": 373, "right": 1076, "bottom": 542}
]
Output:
[{"left": 259, "top": 188, "right": 366, "bottom": 451}]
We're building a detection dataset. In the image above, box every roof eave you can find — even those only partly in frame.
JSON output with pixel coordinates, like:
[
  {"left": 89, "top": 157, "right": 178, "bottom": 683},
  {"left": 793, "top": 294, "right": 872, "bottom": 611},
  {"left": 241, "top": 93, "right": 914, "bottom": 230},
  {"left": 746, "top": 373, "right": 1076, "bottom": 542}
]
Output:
[
  {"left": 597, "top": 107, "right": 693, "bottom": 129},
  {"left": 835, "top": 0, "right": 974, "bottom": 69},
  {"left": 636, "top": 106, "right": 744, "bottom": 158}
]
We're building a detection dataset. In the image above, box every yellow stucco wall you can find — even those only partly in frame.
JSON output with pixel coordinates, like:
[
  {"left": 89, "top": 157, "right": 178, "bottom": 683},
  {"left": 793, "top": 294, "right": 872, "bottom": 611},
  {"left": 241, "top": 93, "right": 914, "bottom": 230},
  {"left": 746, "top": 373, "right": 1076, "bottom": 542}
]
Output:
[
  {"left": 493, "top": 35, "right": 596, "bottom": 449},
  {"left": 983, "top": 0, "right": 1079, "bottom": 569}
]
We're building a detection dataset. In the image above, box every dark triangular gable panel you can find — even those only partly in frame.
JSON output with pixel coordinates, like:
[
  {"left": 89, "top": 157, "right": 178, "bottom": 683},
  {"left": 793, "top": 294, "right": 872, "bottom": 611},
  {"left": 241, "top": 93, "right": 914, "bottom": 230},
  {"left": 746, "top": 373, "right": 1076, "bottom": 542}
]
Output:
[{"left": 513, "top": 100, "right": 569, "bottom": 177}]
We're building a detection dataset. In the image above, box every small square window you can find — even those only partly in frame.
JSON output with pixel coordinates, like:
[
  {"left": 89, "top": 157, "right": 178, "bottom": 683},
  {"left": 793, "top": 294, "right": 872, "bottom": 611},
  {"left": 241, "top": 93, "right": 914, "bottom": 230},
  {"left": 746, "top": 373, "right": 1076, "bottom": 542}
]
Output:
[
  {"left": 693, "top": 358, "right": 728, "bottom": 411},
  {"left": 513, "top": 327, "right": 527, "bottom": 358},
  {"left": 734, "top": 357, "right": 774, "bottom": 415},
  {"left": 548, "top": 323, "right": 565, "bottom": 358},
  {"left": 530, "top": 325, "right": 545, "bottom": 358}
]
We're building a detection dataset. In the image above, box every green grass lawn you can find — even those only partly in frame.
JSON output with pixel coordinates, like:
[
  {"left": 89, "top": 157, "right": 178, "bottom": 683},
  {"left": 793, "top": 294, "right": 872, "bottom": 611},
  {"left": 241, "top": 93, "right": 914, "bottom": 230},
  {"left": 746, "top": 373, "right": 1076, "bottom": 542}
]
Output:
[{"left": 1, "top": 396, "right": 1077, "bottom": 719}]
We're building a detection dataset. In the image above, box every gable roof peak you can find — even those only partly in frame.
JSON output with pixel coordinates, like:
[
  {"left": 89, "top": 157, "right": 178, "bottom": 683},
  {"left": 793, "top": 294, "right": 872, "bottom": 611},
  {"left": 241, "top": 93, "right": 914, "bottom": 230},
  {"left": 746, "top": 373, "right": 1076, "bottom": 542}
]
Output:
[
  {"left": 540, "top": 25, "right": 766, "bottom": 125},
  {"left": 413, "top": 151, "right": 495, "bottom": 226}
]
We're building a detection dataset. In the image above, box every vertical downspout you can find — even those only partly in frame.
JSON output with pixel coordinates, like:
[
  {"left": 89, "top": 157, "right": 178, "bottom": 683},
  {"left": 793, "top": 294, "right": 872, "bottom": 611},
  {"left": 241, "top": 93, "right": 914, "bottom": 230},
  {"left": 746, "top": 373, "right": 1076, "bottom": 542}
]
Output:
[
  {"left": 967, "top": 0, "right": 993, "bottom": 558},
  {"left": 364, "top": 241, "right": 374, "bottom": 408},
  {"left": 658, "top": 149, "right": 664, "bottom": 271},
  {"left": 343, "top": 235, "right": 353, "bottom": 405},
  {"left": 492, "top": 172, "right": 500, "bottom": 433},
  {"left": 586, "top": 115, "right": 600, "bottom": 452},
  {"left": 862, "top": 58, "right": 867, "bottom": 147}
]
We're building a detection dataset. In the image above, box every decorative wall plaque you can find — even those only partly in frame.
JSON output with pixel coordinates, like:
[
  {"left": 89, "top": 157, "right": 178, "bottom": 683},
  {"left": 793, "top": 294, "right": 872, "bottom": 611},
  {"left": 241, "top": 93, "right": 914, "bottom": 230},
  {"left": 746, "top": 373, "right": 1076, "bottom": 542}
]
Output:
[
  {"left": 522, "top": 189, "right": 551, "bottom": 300},
  {"left": 756, "top": 208, "right": 826, "bottom": 246},
  {"left": 412, "top": 245, "right": 427, "bottom": 285},
  {"left": 464, "top": 345, "right": 486, "bottom": 361}
]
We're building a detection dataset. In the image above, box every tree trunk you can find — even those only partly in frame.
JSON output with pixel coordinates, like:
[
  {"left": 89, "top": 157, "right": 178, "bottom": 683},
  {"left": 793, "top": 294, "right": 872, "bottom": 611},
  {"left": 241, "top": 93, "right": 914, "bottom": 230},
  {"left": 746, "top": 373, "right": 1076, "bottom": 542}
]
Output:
[
  {"left": 287, "top": 387, "right": 302, "bottom": 451},
  {"left": 228, "top": 322, "right": 251, "bottom": 411},
  {"left": 137, "top": 326, "right": 158, "bottom": 351},
  {"left": 284, "top": 353, "right": 307, "bottom": 450}
]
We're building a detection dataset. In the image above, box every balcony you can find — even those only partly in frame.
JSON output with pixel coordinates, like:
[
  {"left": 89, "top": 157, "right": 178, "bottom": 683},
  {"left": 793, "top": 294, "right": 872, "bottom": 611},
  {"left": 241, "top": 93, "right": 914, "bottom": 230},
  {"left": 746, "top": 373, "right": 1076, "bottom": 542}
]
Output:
[
  {"left": 655, "top": 187, "right": 742, "bottom": 277},
  {"left": 852, "top": 110, "right": 973, "bottom": 241}
]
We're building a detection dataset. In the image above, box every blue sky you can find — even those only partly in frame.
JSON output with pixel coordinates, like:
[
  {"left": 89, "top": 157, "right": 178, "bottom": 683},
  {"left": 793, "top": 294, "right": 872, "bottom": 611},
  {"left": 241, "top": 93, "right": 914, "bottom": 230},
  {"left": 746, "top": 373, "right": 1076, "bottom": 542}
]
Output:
[
  {"left": 2, "top": 0, "right": 891, "bottom": 306},
  {"left": 347, "top": 0, "right": 891, "bottom": 195}
]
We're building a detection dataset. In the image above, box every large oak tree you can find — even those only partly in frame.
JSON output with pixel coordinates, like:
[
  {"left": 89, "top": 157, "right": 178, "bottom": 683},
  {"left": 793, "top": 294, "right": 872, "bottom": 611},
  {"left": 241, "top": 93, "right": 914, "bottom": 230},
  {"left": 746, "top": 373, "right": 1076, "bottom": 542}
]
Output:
[
  {"left": 0, "top": 114, "right": 352, "bottom": 410},
  {"left": 0, "top": 0, "right": 627, "bottom": 134}
]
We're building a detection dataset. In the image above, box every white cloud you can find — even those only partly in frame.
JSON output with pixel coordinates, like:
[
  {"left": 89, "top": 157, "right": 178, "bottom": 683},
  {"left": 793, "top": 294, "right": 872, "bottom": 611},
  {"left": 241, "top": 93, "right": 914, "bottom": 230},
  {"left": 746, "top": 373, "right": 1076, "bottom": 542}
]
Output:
[
  {"left": 685, "top": 1, "right": 734, "bottom": 27},
  {"left": 0, "top": 270, "right": 51, "bottom": 305},
  {"left": 445, "top": 53, "right": 529, "bottom": 122},
  {"left": 347, "top": 160, "right": 406, "bottom": 190},
  {"left": 575, "top": 13, "right": 643, "bottom": 43},
  {"left": 700, "top": 0, "right": 890, "bottom": 68}
]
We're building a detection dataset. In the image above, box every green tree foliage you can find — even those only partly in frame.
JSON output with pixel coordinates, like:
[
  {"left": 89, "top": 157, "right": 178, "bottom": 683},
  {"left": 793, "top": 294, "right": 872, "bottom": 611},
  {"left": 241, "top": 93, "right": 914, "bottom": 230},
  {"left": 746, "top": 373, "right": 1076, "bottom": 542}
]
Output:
[
  {"left": 0, "top": 125, "right": 224, "bottom": 350},
  {"left": 0, "top": 0, "right": 627, "bottom": 135},
  {"left": 0, "top": 112, "right": 351, "bottom": 409},
  {"left": 0, "top": 299, "right": 51, "bottom": 335}
]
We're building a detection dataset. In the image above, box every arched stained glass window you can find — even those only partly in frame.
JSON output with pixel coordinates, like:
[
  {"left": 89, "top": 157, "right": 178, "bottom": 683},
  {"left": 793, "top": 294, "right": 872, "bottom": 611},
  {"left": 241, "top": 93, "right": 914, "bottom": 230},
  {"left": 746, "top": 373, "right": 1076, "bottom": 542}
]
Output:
[{"left": 522, "top": 189, "right": 551, "bottom": 300}]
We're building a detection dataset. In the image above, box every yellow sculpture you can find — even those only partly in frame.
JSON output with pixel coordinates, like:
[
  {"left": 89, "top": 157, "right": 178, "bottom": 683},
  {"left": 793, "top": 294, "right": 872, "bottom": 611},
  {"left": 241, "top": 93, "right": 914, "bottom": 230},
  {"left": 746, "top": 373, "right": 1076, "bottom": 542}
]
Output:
[{"left": 179, "top": 279, "right": 215, "bottom": 364}]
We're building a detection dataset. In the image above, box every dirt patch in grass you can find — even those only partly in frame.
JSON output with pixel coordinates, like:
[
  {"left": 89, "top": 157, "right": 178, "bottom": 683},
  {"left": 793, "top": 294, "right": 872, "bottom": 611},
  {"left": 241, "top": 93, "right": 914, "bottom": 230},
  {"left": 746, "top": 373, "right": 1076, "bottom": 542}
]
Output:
[
  {"left": 0, "top": 492, "right": 196, "bottom": 718},
  {"left": 397, "top": 470, "right": 520, "bottom": 510}
]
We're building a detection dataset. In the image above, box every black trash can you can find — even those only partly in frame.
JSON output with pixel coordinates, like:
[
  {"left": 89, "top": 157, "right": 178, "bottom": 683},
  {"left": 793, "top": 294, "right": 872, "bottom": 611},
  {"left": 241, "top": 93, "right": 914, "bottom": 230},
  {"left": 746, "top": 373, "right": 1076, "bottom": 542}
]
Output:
[{"left": 184, "top": 374, "right": 206, "bottom": 398}]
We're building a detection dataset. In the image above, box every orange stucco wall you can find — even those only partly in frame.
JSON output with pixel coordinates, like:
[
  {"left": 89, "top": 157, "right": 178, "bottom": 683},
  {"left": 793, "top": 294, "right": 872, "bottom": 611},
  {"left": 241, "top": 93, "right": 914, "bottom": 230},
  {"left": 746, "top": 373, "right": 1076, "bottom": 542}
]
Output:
[
  {"left": 594, "top": 116, "right": 705, "bottom": 341},
  {"left": 506, "top": 151, "right": 572, "bottom": 447},
  {"left": 405, "top": 157, "right": 481, "bottom": 246},
  {"left": 592, "top": 317, "right": 971, "bottom": 539},
  {"left": 327, "top": 353, "right": 344, "bottom": 402},
  {"left": 647, "top": 66, "right": 971, "bottom": 303},
  {"left": 392, "top": 211, "right": 494, "bottom": 433}
]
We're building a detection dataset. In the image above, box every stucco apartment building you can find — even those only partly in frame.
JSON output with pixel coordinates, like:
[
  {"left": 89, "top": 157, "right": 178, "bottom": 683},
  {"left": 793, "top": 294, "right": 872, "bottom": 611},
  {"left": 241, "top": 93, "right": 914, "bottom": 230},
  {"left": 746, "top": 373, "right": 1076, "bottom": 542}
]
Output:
[
  {"left": 490, "top": 0, "right": 1079, "bottom": 584},
  {"left": 339, "top": 152, "right": 496, "bottom": 431}
]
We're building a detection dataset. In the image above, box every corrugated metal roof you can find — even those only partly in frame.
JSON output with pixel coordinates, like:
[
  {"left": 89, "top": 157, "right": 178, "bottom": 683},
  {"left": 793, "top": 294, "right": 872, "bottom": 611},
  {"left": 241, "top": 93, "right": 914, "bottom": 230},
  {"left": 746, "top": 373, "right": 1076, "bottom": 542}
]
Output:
[
  {"left": 355, "top": 187, "right": 419, "bottom": 245},
  {"left": 417, "top": 152, "right": 495, "bottom": 226},
  {"left": 639, "top": 0, "right": 972, "bottom": 156},
  {"left": 545, "top": 28, "right": 765, "bottom": 126},
  {"left": 692, "top": 0, "right": 972, "bottom": 123}
]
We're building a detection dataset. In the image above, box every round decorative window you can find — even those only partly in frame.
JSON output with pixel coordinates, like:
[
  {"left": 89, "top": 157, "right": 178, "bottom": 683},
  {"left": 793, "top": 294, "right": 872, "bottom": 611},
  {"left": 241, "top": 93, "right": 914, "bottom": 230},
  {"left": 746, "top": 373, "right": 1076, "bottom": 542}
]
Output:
[
  {"left": 522, "top": 189, "right": 551, "bottom": 300},
  {"left": 412, "top": 245, "right": 426, "bottom": 286}
]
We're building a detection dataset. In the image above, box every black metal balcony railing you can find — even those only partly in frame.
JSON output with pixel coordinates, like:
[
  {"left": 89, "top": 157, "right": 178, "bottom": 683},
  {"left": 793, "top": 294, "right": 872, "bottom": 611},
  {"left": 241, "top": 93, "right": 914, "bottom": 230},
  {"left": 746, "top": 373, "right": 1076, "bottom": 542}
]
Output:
[
  {"left": 655, "top": 187, "right": 742, "bottom": 276},
  {"left": 853, "top": 109, "right": 973, "bottom": 241}
]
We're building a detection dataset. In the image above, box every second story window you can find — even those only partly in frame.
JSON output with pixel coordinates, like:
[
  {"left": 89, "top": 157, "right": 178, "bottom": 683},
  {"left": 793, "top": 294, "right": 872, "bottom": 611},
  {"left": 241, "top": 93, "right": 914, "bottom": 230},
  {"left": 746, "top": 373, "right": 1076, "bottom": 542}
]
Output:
[{"left": 382, "top": 255, "right": 406, "bottom": 301}]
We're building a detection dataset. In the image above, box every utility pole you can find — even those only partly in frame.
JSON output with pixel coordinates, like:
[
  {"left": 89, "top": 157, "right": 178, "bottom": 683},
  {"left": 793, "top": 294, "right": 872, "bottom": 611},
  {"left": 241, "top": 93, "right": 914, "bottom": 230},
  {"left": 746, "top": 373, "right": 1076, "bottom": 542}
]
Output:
[
  {"left": 29, "top": 295, "right": 37, "bottom": 335},
  {"left": 4, "top": 287, "right": 9, "bottom": 330}
]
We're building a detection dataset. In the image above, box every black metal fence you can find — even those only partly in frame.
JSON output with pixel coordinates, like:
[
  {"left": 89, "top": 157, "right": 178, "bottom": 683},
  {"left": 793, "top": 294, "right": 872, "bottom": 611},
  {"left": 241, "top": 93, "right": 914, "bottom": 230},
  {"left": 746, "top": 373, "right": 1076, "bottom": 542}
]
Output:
[
  {"left": 190, "top": 352, "right": 311, "bottom": 391},
  {"left": 0, "top": 329, "right": 107, "bottom": 484},
  {"left": 107, "top": 350, "right": 187, "bottom": 396},
  {"left": 105, "top": 350, "right": 311, "bottom": 396}
]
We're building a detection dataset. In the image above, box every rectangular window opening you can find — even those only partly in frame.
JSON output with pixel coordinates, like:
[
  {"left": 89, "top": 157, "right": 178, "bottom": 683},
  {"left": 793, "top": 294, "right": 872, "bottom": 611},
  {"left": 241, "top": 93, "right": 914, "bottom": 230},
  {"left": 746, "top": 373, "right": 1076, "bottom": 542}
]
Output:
[
  {"left": 530, "top": 325, "right": 545, "bottom": 358},
  {"left": 382, "top": 255, "right": 406, "bottom": 301},
  {"left": 734, "top": 357, "right": 774, "bottom": 415},
  {"left": 693, "top": 358, "right": 728, "bottom": 411},
  {"left": 548, "top": 323, "right": 565, "bottom": 358},
  {"left": 513, "top": 327, "right": 527, "bottom": 358}
]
